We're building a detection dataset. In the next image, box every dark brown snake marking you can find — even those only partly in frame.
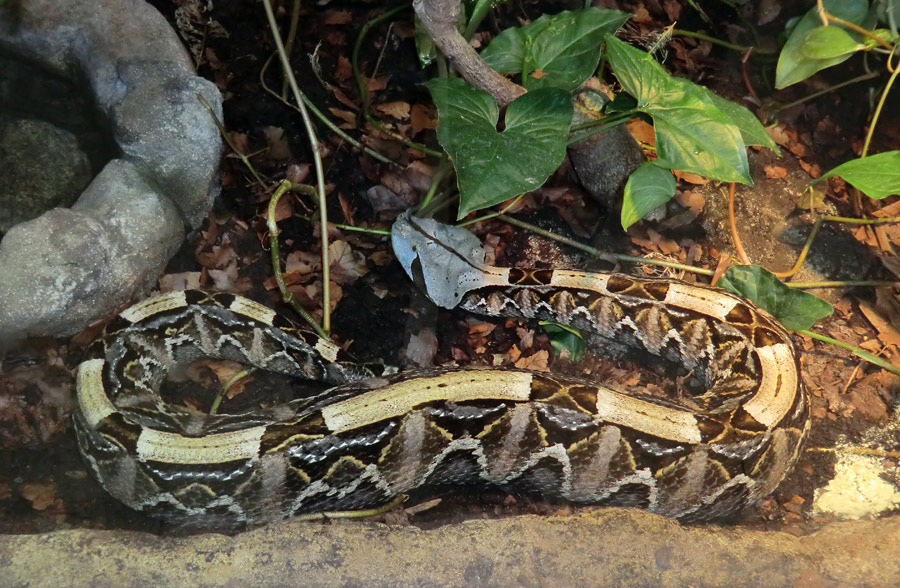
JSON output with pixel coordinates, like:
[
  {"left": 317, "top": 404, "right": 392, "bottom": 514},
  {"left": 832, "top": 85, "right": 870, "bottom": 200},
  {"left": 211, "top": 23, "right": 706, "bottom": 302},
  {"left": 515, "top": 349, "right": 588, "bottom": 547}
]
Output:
[{"left": 74, "top": 270, "right": 807, "bottom": 529}]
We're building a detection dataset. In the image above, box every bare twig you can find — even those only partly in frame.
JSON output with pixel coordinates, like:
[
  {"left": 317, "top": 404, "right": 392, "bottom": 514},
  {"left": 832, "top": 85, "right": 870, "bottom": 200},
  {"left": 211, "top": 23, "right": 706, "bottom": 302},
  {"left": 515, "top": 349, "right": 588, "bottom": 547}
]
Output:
[{"left": 413, "top": 0, "right": 525, "bottom": 106}]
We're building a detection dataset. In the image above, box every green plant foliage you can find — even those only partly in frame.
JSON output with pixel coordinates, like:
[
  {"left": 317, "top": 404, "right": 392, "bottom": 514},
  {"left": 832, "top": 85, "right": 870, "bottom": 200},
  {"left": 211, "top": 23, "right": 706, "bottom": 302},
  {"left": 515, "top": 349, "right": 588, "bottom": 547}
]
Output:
[
  {"left": 775, "top": 0, "right": 869, "bottom": 89},
  {"left": 603, "top": 35, "right": 752, "bottom": 184},
  {"left": 425, "top": 78, "right": 573, "bottom": 219},
  {"left": 540, "top": 322, "right": 587, "bottom": 362},
  {"left": 700, "top": 90, "right": 780, "bottom": 155},
  {"left": 481, "top": 7, "right": 629, "bottom": 91},
  {"left": 816, "top": 150, "right": 900, "bottom": 199},
  {"left": 621, "top": 162, "right": 676, "bottom": 230},
  {"left": 800, "top": 26, "right": 866, "bottom": 59},
  {"left": 716, "top": 265, "right": 833, "bottom": 331}
]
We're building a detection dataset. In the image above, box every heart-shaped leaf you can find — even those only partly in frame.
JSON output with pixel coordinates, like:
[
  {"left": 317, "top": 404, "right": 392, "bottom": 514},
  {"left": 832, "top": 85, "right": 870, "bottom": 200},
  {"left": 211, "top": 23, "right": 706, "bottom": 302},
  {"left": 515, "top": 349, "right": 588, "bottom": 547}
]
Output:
[
  {"left": 775, "top": 0, "right": 869, "bottom": 89},
  {"left": 425, "top": 78, "right": 573, "bottom": 218},
  {"left": 716, "top": 265, "right": 833, "bottom": 331},
  {"left": 481, "top": 7, "right": 629, "bottom": 92},
  {"left": 816, "top": 151, "right": 900, "bottom": 200},
  {"left": 604, "top": 35, "right": 751, "bottom": 184},
  {"left": 621, "top": 161, "right": 676, "bottom": 229}
]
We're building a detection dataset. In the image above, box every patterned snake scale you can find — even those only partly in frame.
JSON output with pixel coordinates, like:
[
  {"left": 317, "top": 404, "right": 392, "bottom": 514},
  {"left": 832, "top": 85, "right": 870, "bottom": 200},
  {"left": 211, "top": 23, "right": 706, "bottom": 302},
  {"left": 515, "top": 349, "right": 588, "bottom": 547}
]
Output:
[{"left": 74, "top": 269, "right": 808, "bottom": 530}]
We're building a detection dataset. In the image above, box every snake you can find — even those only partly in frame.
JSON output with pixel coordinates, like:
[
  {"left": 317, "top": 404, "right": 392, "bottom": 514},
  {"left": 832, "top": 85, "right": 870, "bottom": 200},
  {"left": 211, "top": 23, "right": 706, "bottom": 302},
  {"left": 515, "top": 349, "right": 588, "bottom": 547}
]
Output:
[{"left": 73, "top": 270, "right": 808, "bottom": 530}]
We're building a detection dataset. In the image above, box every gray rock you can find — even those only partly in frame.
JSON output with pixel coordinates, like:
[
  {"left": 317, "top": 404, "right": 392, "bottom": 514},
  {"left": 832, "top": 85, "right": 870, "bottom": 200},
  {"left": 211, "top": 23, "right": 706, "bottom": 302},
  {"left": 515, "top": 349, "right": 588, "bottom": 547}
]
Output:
[
  {"left": 568, "top": 88, "right": 644, "bottom": 214},
  {"left": 0, "top": 117, "right": 92, "bottom": 232},
  {"left": 0, "top": 161, "right": 184, "bottom": 340},
  {"left": 108, "top": 61, "right": 221, "bottom": 225},
  {"left": 0, "top": 209, "right": 114, "bottom": 338},
  {"left": 0, "top": 0, "right": 223, "bottom": 342}
]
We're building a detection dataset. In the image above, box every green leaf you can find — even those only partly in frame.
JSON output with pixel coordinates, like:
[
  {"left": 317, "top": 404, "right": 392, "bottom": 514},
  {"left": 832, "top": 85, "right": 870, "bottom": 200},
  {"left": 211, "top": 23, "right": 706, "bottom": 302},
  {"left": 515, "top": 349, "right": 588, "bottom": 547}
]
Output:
[
  {"left": 480, "top": 27, "right": 529, "bottom": 73},
  {"left": 716, "top": 265, "right": 833, "bottom": 331},
  {"left": 701, "top": 90, "right": 780, "bottom": 155},
  {"left": 604, "top": 35, "right": 751, "bottom": 184},
  {"left": 775, "top": 0, "right": 869, "bottom": 89},
  {"left": 800, "top": 26, "right": 865, "bottom": 59},
  {"left": 482, "top": 7, "right": 630, "bottom": 92},
  {"left": 540, "top": 322, "right": 587, "bottom": 362},
  {"left": 621, "top": 162, "right": 676, "bottom": 229},
  {"left": 425, "top": 78, "right": 573, "bottom": 218},
  {"left": 817, "top": 151, "right": 900, "bottom": 199}
]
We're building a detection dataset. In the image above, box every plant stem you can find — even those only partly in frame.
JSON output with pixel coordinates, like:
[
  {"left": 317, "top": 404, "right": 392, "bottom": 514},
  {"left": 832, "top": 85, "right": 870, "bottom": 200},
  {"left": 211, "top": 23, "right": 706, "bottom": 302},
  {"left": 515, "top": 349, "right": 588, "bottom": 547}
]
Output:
[
  {"left": 815, "top": 0, "right": 894, "bottom": 50},
  {"left": 263, "top": 0, "right": 333, "bottom": 333},
  {"left": 267, "top": 181, "right": 329, "bottom": 340},
  {"left": 862, "top": 55, "right": 900, "bottom": 157},
  {"left": 801, "top": 329, "right": 900, "bottom": 376},
  {"left": 293, "top": 493, "right": 408, "bottom": 520},
  {"left": 462, "top": 0, "right": 493, "bottom": 40},
  {"left": 778, "top": 71, "right": 880, "bottom": 111},
  {"left": 822, "top": 213, "right": 900, "bottom": 225},
  {"left": 331, "top": 223, "right": 391, "bottom": 236},
  {"left": 418, "top": 156, "right": 453, "bottom": 212},
  {"left": 567, "top": 112, "right": 635, "bottom": 145},
  {"left": 352, "top": 5, "right": 444, "bottom": 158},
  {"left": 774, "top": 216, "right": 823, "bottom": 279},
  {"left": 260, "top": 53, "right": 398, "bottom": 166},
  {"left": 198, "top": 94, "right": 268, "bottom": 189},
  {"left": 495, "top": 214, "right": 716, "bottom": 275},
  {"left": 671, "top": 29, "right": 776, "bottom": 54},
  {"left": 787, "top": 280, "right": 899, "bottom": 288}
]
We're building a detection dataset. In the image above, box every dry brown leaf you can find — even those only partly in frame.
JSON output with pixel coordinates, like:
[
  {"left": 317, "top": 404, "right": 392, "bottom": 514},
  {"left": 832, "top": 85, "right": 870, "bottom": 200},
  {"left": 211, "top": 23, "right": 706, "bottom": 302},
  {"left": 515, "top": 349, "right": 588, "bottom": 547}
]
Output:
[
  {"left": 507, "top": 344, "right": 522, "bottom": 362},
  {"left": 404, "top": 328, "right": 438, "bottom": 367},
  {"left": 873, "top": 200, "right": 900, "bottom": 217},
  {"left": 329, "top": 240, "right": 368, "bottom": 285},
  {"left": 263, "top": 126, "right": 292, "bottom": 160},
  {"left": 20, "top": 483, "right": 56, "bottom": 511},
  {"left": 226, "top": 131, "right": 249, "bottom": 154},
  {"left": 328, "top": 107, "right": 357, "bottom": 127},
  {"left": 858, "top": 301, "right": 900, "bottom": 347},
  {"left": 285, "top": 250, "right": 320, "bottom": 276},
  {"left": 515, "top": 327, "right": 535, "bottom": 350},
  {"left": 859, "top": 339, "right": 883, "bottom": 352},
  {"left": 324, "top": 10, "right": 352, "bottom": 24},
  {"left": 410, "top": 103, "right": 437, "bottom": 136},
  {"left": 208, "top": 259, "right": 238, "bottom": 290},
  {"left": 763, "top": 165, "right": 787, "bottom": 179},
  {"left": 672, "top": 169, "right": 709, "bottom": 184},
  {"left": 285, "top": 163, "right": 311, "bottom": 185},
  {"left": 646, "top": 228, "right": 680, "bottom": 255},
  {"left": 159, "top": 272, "right": 203, "bottom": 291},
  {"left": 514, "top": 350, "right": 549, "bottom": 371},
  {"left": 467, "top": 322, "right": 496, "bottom": 337},
  {"left": 675, "top": 190, "right": 705, "bottom": 214},
  {"left": 530, "top": 68, "right": 548, "bottom": 79},
  {"left": 334, "top": 55, "right": 352, "bottom": 84},
  {"left": 627, "top": 119, "right": 655, "bottom": 146},
  {"left": 663, "top": 0, "right": 682, "bottom": 20},
  {"left": 766, "top": 124, "right": 792, "bottom": 147},
  {"left": 632, "top": 4, "right": 652, "bottom": 23},
  {"left": 878, "top": 256, "right": 900, "bottom": 278},
  {"left": 331, "top": 87, "right": 359, "bottom": 111},
  {"left": 365, "top": 75, "right": 389, "bottom": 92},
  {"left": 788, "top": 142, "right": 807, "bottom": 157},
  {"left": 798, "top": 159, "right": 820, "bottom": 178},
  {"left": 624, "top": 372, "right": 642, "bottom": 386},
  {"left": 375, "top": 101, "right": 411, "bottom": 120}
]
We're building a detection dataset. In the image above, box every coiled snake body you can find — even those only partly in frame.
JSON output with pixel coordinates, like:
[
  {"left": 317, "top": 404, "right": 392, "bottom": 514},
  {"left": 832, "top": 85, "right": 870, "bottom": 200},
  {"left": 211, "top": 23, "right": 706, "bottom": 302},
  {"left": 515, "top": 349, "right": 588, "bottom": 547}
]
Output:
[{"left": 74, "top": 269, "right": 807, "bottom": 529}]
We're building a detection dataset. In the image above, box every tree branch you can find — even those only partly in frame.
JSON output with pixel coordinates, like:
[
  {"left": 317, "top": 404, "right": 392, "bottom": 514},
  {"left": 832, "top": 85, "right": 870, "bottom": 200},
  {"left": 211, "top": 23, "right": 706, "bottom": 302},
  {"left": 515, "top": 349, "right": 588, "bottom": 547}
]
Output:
[{"left": 413, "top": 0, "right": 525, "bottom": 107}]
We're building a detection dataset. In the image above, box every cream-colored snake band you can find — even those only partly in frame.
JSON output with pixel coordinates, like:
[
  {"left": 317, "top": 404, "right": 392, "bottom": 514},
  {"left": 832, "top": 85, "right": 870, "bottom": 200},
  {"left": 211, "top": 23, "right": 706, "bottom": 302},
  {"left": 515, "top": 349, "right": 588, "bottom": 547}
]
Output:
[{"left": 74, "top": 219, "right": 807, "bottom": 530}]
